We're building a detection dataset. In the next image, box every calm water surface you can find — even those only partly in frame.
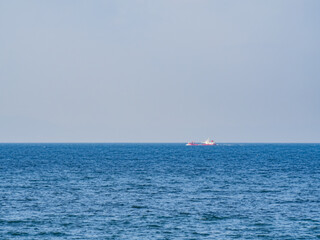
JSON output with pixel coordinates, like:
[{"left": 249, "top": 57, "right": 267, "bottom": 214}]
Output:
[{"left": 1, "top": 143, "right": 320, "bottom": 239}]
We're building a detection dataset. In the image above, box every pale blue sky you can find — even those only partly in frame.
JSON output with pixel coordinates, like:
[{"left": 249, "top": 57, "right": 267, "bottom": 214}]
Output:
[{"left": 1, "top": 0, "right": 319, "bottom": 142}]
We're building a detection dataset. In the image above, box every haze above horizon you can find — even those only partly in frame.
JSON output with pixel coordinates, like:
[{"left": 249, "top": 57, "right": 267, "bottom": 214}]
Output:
[{"left": 1, "top": 0, "right": 319, "bottom": 143}]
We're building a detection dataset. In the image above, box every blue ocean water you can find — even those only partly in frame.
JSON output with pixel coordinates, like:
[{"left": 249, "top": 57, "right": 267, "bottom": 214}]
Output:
[{"left": 1, "top": 143, "right": 320, "bottom": 239}]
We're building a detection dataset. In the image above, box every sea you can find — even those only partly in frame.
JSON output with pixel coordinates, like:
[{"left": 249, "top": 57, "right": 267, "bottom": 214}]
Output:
[{"left": 1, "top": 143, "right": 320, "bottom": 239}]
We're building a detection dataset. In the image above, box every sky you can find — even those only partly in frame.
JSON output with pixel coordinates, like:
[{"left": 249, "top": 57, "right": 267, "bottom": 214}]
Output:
[{"left": 1, "top": 0, "right": 320, "bottom": 143}]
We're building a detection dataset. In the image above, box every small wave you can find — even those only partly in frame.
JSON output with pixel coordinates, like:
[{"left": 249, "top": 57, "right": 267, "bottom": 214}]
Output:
[
  {"left": 148, "top": 224, "right": 161, "bottom": 228},
  {"left": 179, "top": 212, "right": 191, "bottom": 216},
  {"left": 8, "top": 231, "right": 29, "bottom": 236},
  {"left": 192, "top": 231, "right": 210, "bottom": 236},
  {"left": 253, "top": 222, "right": 272, "bottom": 227},
  {"left": 201, "top": 213, "right": 226, "bottom": 221},
  {"left": 37, "top": 232, "right": 68, "bottom": 236},
  {"left": 5, "top": 220, "right": 25, "bottom": 224},
  {"left": 131, "top": 205, "right": 147, "bottom": 209}
]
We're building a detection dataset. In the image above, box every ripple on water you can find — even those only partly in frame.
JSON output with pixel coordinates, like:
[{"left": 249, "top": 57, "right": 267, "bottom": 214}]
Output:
[{"left": 0, "top": 143, "right": 320, "bottom": 239}]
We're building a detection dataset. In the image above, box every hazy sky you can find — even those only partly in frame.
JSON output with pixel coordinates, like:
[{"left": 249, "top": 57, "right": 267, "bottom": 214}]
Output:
[{"left": 1, "top": 0, "right": 319, "bottom": 142}]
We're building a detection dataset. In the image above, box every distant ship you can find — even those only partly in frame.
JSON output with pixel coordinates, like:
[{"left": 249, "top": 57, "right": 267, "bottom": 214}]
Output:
[{"left": 186, "top": 138, "right": 216, "bottom": 146}]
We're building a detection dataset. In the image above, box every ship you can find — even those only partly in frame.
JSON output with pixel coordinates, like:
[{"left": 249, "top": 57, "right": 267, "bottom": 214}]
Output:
[{"left": 186, "top": 138, "right": 216, "bottom": 146}]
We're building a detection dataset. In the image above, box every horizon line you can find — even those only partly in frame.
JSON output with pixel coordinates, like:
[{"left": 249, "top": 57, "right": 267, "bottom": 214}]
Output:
[{"left": 0, "top": 142, "right": 319, "bottom": 144}]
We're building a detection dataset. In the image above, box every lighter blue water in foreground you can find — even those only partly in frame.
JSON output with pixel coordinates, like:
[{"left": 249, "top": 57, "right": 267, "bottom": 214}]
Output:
[{"left": 1, "top": 143, "right": 320, "bottom": 239}]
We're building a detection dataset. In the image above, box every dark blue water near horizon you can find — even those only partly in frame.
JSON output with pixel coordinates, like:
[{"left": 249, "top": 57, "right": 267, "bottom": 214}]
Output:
[{"left": 1, "top": 143, "right": 320, "bottom": 239}]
